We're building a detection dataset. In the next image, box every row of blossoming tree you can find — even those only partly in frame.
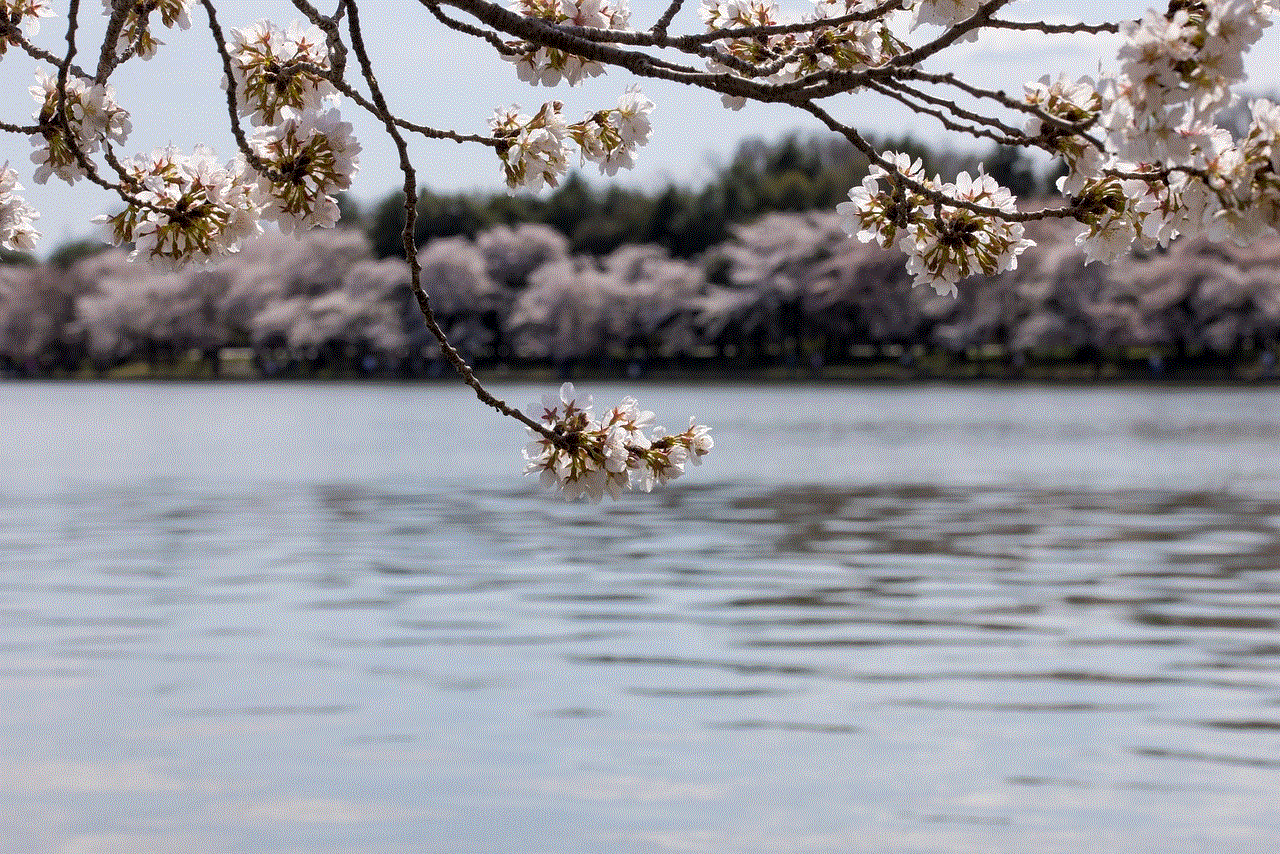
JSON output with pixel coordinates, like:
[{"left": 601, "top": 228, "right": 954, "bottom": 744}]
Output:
[{"left": 1, "top": 0, "right": 1277, "bottom": 497}]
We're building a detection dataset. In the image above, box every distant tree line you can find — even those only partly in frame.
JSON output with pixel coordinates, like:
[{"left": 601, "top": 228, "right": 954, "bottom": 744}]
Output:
[
  {"left": 1, "top": 132, "right": 1274, "bottom": 382},
  {"left": 1, "top": 210, "right": 1276, "bottom": 382}
]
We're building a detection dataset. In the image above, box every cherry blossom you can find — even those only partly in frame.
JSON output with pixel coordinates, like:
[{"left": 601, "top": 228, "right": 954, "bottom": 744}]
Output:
[
  {"left": 98, "top": 145, "right": 261, "bottom": 270},
  {"left": 29, "top": 69, "right": 132, "bottom": 185},
  {"left": 699, "top": 0, "right": 789, "bottom": 109},
  {"left": 506, "top": 0, "right": 631, "bottom": 86},
  {"left": 226, "top": 20, "right": 337, "bottom": 127},
  {"left": 524, "top": 383, "right": 713, "bottom": 501},
  {"left": 911, "top": 0, "right": 983, "bottom": 31},
  {"left": 570, "top": 87, "right": 653, "bottom": 175},
  {"left": 103, "top": 0, "right": 192, "bottom": 61},
  {"left": 249, "top": 109, "right": 361, "bottom": 236},
  {"left": 798, "top": 0, "right": 905, "bottom": 74},
  {"left": 490, "top": 102, "right": 572, "bottom": 190},
  {"left": 836, "top": 153, "right": 929, "bottom": 246},
  {"left": 0, "top": 162, "right": 40, "bottom": 252}
]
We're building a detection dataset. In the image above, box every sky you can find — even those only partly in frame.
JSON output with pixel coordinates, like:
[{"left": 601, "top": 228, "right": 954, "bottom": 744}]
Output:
[{"left": 3, "top": 0, "right": 1279, "bottom": 254}]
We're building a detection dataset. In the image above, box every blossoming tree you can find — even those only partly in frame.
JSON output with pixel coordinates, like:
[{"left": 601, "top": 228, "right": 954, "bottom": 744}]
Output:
[{"left": 0, "top": 0, "right": 1276, "bottom": 498}]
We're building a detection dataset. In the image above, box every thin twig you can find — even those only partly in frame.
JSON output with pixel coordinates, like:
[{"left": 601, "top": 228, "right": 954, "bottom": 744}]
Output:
[
  {"left": 862, "top": 77, "right": 1023, "bottom": 146},
  {"left": 16, "top": 33, "right": 91, "bottom": 79},
  {"left": 0, "top": 120, "right": 40, "bottom": 134},
  {"left": 198, "top": 0, "right": 278, "bottom": 177},
  {"left": 650, "top": 0, "right": 684, "bottom": 37},
  {"left": 875, "top": 77, "right": 1027, "bottom": 139},
  {"left": 984, "top": 18, "right": 1120, "bottom": 34},
  {"left": 801, "top": 100, "right": 1087, "bottom": 222},
  {"left": 422, "top": 0, "right": 518, "bottom": 55},
  {"left": 889, "top": 0, "right": 1014, "bottom": 67},
  {"left": 341, "top": 0, "right": 561, "bottom": 444},
  {"left": 329, "top": 72, "right": 499, "bottom": 145},
  {"left": 51, "top": 0, "right": 148, "bottom": 204}
]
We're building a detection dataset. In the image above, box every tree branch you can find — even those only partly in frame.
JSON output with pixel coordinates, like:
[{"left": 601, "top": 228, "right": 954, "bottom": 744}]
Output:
[{"left": 341, "top": 0, "right": 563, "bottom": 445}]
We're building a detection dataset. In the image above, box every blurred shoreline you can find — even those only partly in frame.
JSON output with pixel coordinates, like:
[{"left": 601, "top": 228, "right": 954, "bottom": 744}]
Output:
[{"left": 6, "top": 353, "right": 1276, "bottom": 384}]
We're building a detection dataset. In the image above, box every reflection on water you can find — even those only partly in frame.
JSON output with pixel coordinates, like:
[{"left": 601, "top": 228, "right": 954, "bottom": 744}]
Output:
[{"left": 2, "top": 383, "right": 1280, "bottom": 854}]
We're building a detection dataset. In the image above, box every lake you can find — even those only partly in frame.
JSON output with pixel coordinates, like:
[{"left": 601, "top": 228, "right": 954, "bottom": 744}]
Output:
[{"left": 2, "top": 382, "right": 1279, "bottom": 854}]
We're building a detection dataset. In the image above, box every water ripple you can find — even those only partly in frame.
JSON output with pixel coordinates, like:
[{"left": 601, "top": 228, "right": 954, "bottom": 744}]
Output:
[{"left": 4, "top": 383, "right": 1280, "bottom": 854}]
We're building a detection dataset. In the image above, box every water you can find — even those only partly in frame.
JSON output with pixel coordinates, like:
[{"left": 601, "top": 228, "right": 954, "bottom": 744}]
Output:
[{"left": 2, "top": 382, "right": 1279, "bottom": 854}]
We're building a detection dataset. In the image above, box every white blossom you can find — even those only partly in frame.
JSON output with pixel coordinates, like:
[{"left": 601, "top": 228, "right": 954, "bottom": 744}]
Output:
[
  {"left": 1024, "top": 74, "right": 1104, "bottom": 188},
  {"left": 698, "top": 0, "right": 792, "bottom": 109},
  {"left": 506, "top": 0, "right": 630, "bottom": 86},
  {"left": 491, "top": 102, "right": 571, "bottom": 191},
  {"left": 1076, "top": 210, "right": 1138, "bottom": 265},
  {"left": 28, "top": 69, "right": 132, "bottom": 185},
  {"left": 0, "top": 162, "right": 40, "bottom": 252},
  {"left": 698, "top": 0, "right": 779, "bottom": 29},
  {"left": 700, "top": 0, "right": 900, "bottom": 93},
  {"left": 249, "top": 108, "right": 361, "bottom": 236},
  {"left": 102, "top": 0, "right": 192, "bottom": 60},
  {"left": 835, "top": 152, "right": 930, "bottom": 249},
  {"left": 524, "top": 382, "right": 712, "bottom": 500},
  {"left": 226, "top": 20, "right": 337, "bottom": 126},
  {"left": 1067, "top": 176, "right": 1141, "bottom": 264},
  {"left": 98, "top": 145, "right": 262, "bottom": 270},
  {"left": 805, "top": 0, "right": 905, "bottom": 72},
  {"left": 572, "top": 87, "right": 653, "bottom": 175},
  {"left": 911, "top": 0, "right": 983, "bottom": 31}
]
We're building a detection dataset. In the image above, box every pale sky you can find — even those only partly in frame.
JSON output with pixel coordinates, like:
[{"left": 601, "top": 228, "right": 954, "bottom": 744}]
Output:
[{"left": 3, "top": 0, "right": 1278, "bottom": 254}]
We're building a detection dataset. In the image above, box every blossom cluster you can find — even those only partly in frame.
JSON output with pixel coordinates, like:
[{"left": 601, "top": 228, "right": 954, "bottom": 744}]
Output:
[
  {"left": 568, "top": 86, "right": 654, "bottom": 175},
  {"left": 249, "top": 109, "right": 361, "bottom": 236},
  {"left": 228, "top": 22, "right": 357, "bottom": 239},
  {"left": 98, "top": 145, "right": 261, "bottom": 271},
  {"left": 226, "top": 19, "right": 338, "bottom": 125},
  {"left": 524, "top": 383, "right": 713, "bottom": 501},
  {"left": 1022, "top": 73, "right": 1105, "bottom": 194},
  {"left": 824, "top": 0, "right": 1280, "bottom": 290},
  {"left": 490, "top": 88, "right": 654, "bottom": 188},
  {"left": 490, "top": 101, "right": 571, "bottom": 191},
  {"left": 29, "top": 69, "right": 132, "bottom": 185},
  {"left": 836, "top": 153, "right": 1032, "bottom": 295},
  {"left": 506, "top": 0, "right": 631, "bottom": 86},
  {"left": 90, "top": 19, "right": 358, "bottom": 266},
  {"left": 1041, "top": 0, "right": 1280, "bottom": 263},
  {"left": 0, "top": 0, "right": 54, "bottom": 251},
  {"left": 910, "top": 0, "right": 983, "bottom": 31},
  {"left": 105, "top": 0, "right": 193, "bottom": 61},
  {"left": 699, "top": 0, "right": 906, "bottom": 109}
]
